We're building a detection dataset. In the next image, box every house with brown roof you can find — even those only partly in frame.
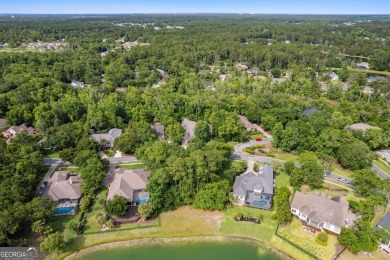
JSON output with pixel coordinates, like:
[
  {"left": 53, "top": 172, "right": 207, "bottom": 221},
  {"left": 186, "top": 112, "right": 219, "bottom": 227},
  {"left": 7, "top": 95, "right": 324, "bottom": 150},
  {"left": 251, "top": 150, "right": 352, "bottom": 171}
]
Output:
[
  {"left": 90, "top": 128, "right": 122, "bottom": 148},
  {"left": 239, "top": 115, "right": 258, "bottom": 132},
  {"left": 107, "top": 168, "right": 151, "bottom": 206},
  {"left": 41, "top": 171, "right": 83, "bottom": 203},
  {"left": 2, "top": 124, "right": 35, "bottom": 143},
  {"left": 290, "top": 191, "right": 356, "bottom": 234}
]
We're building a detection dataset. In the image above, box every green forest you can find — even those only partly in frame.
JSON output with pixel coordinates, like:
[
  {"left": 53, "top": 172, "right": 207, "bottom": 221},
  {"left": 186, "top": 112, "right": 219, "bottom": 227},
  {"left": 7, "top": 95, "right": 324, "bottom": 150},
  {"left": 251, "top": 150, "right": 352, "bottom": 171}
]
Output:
[{"left": 0, "top": 14, "right": 390, "bottom": 256}]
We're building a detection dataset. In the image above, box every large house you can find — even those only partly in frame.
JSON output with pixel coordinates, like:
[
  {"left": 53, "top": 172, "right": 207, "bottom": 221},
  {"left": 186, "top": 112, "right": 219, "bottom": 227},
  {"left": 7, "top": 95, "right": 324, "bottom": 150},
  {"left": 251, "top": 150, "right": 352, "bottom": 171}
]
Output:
[
  {"left": 290, "top": 191, "right": 356, "bottom": 234},
  {"left": 375, "top": 211, "right": 390, "bottom": 255},
  {"left": 233, "top": 164, "right": 274, "bottom": 209},
  {"left": 90, "top": 128, "right": 122, "bottom": 148},
  {"left": 2, "top": 124, "right": 35, "bottom": 142},
  {"left": 107, "top": 168, "right": 151, "bottom": 206},
  {"left": 181, "top": 118, "right": 196, "bottom": 146},
  {"left": 41, "top": 171, "right": 82, "bottom": 203}
]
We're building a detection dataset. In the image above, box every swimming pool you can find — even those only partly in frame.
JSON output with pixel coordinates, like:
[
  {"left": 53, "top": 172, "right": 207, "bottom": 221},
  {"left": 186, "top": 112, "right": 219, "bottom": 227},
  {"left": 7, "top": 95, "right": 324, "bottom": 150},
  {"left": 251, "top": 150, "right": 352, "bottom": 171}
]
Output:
[
  {"left": 54, "top": 206, "right": 75, "bottom": 216},
  {"left": 252, "top": 200, "right": 267, "bottom": 207},
  {"left": 135, "top": 195, "right": 149, "bottom": 205}
]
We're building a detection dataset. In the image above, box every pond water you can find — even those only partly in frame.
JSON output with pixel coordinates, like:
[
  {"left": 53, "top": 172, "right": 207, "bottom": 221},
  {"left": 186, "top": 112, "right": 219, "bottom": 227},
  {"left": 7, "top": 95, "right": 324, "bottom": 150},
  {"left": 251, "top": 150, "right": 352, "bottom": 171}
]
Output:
[{"left": 75, "top": 241, "right": 284, "bottom": 260}]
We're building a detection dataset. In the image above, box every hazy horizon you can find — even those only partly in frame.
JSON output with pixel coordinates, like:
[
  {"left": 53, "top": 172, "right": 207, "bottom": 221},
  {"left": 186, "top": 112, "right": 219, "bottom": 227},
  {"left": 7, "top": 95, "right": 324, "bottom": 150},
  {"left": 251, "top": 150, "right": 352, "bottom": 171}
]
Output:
[{"left": 2, "top": 0, "right": 390, "bottom": 15}]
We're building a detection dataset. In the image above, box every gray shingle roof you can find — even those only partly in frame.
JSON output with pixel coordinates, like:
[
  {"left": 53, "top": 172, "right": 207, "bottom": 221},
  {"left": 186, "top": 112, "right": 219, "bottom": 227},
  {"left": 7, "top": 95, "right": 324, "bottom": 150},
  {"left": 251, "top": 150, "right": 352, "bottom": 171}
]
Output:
[
  {"left": 90, "top": 128, "right": 122, "bottom": 148},
  {"left": 291, "top": 191, "right": 349, "bottom": 228},
  {"left": 181, "top": 118, "right": 196, "bottom": 146},
  {"left": 376, "top": 211, "right": 390, "bottom": 230},
  {"left": 151, "top": 123, "right": 165, "bottom": 138},
  {"left": 233, "top": 164, "right": 274, "bottom": 196}
]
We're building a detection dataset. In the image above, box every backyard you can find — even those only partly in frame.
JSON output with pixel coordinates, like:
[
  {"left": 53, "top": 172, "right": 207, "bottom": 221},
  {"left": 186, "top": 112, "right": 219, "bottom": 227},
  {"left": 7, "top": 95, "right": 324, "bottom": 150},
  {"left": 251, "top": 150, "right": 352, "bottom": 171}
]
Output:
[{"left": 277, "top": 218, "right": 339, "bottom": 260}]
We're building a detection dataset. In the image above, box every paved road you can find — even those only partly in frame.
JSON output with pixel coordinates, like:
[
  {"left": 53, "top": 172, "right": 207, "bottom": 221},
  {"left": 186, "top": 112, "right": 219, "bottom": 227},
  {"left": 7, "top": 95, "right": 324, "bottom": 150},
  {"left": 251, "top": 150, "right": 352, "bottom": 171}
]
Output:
[
  {"left": 108, "top": 156, "right": 138, "bottom": 163},
  {"left": 36, "top": 162, "right": 60, "bottom": 196},
  {"left": 231, "top": 139, "right": 355, "bottom": 187},
  {"left": 43, "top": 158, "right": 63, "bottom": 165},
  {"left": 324, "top": 172, "right": 354, "bottom": 186},
  {"left": 102, "top": 162, "right": 117, "bottom": 186},
  {"left": 371, "top": 164, "right": 389, "bottom": 179}
]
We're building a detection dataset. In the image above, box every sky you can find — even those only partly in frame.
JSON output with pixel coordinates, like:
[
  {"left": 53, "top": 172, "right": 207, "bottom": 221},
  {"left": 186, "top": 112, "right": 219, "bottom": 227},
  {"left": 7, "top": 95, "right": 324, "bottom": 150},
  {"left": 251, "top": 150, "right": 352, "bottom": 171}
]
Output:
[{"left": 1, "top": 0, "right": 390, "bottom": 15}]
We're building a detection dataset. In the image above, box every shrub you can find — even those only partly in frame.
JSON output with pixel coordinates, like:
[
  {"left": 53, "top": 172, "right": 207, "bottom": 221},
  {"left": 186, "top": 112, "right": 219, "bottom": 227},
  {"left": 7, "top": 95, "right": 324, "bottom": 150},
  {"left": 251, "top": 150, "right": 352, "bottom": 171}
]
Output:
[
  {"left": 234, "top": 212, "right": 244, "bottom": 220},
  {"left": 271, "top": 213, "right": 277, "bottom": 220},
  {"left": 255, "top": 214, "right": 264, "bottom": 223},
  {"left": 106, "top": 195, "right": 128, "bottom": 217},
  {"left": 106, "top": 218, "right": 115, "bottom": 228},
  {"left": 95, "top": 212, "right": 108, "bottom": 225},
  {"left": 315, "top": 232, "right": 328, "bottom": 246}
]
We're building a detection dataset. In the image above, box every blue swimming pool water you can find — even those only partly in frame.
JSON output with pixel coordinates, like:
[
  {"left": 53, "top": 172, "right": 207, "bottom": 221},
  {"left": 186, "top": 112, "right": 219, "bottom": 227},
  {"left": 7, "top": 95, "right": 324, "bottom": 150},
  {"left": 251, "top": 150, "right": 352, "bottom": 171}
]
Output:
[
  {"left": 252, "top": 200, "right": 267, "bottom": 207},
  {"left": 135, "top": 195, "right": 149, "bottom": 205},
  {"left": 54, "top": 206, "right": 75, "bottom": 215}
]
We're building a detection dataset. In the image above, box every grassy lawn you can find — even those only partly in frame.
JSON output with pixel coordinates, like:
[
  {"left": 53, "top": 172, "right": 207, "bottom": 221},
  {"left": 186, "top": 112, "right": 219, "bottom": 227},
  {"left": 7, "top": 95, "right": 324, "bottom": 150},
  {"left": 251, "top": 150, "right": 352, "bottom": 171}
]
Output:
[
  {"left": 219, "top": 206, "right": 276, "bottom": 242},
  {"left": 275, "top": 171, "right": 289, "bottom": 188},
  {"left": 227, "top": 141, "right": 239, "bottom": 148},
  {"left": 42, "top": 150, "right": 61, "bottom": 158},
  {"left": 277, "top": 218, "right": 338, "bottom": 260},
  {"left": 339, "top": 249, "right": 390, "bottom": 260},
  {"left": 273, "top": 153, "right": 298, "bottom": 162},
  {"left": 331, "top": 163, "right": 354, "bottom": 178},
  {"left": 373, "top": 160, "right": 390, "bottom": 176},
  {"left": 371, "top": 206, "right": 389, "bottom": 228},
  {"left": 104, "top": 151, "right": 115, "bottom": 157},
  {"left": 57, "top": 167, "right": 79, "bottom": 173},
  {"left": 159, "top": 206, "right": 221, "bottom": 236},
  {"left": 116, "top": 162, "right": 145, "bottom": 170}
]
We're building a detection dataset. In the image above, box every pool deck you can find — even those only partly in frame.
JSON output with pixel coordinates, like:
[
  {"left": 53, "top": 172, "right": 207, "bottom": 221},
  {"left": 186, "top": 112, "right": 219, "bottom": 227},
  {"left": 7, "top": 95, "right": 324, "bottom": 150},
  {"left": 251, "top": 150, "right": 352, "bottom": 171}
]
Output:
[{"left": 245, "top": 192, "right": 272, "bottom": 209}]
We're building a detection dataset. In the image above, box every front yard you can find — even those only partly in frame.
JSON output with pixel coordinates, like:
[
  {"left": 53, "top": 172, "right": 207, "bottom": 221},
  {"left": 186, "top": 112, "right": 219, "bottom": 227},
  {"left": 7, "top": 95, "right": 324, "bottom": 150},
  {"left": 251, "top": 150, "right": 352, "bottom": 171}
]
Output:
[{"left": 116, "top": 161, "right": 145, "bottom": 170}]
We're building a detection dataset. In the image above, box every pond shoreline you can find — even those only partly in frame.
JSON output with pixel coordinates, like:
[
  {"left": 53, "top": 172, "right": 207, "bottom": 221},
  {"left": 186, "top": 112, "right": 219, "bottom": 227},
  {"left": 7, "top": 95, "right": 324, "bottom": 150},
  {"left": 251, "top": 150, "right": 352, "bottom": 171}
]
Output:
[{"left": 65, "top": 236, "right": 294, "bottom": 260}]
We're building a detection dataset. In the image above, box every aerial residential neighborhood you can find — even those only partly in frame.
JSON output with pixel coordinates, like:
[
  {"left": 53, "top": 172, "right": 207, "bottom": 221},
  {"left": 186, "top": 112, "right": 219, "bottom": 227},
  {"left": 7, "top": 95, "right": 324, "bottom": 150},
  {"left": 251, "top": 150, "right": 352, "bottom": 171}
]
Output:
[{"left": 1, "top": 2, "right": 390, "bottom": 260}]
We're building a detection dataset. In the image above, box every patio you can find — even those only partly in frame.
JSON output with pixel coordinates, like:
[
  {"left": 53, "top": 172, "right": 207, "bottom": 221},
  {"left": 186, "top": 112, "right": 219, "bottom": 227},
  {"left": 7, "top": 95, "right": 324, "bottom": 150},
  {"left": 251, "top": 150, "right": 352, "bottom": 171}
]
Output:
[{"left": 245, "top": 191, "right": 272, "bottom": 209}]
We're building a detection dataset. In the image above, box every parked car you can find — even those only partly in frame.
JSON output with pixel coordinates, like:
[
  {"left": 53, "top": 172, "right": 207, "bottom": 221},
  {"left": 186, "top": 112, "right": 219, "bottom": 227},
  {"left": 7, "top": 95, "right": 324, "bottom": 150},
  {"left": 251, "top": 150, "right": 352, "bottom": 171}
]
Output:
[
  {"left": 40, "top": 182, "right": 47, "bottom": 190},
  {"left": 256, "top": 137, "right": 262, "bottom": 141},
  {"left": 337, "top": 177, "right": 349, "bottom": 184}
]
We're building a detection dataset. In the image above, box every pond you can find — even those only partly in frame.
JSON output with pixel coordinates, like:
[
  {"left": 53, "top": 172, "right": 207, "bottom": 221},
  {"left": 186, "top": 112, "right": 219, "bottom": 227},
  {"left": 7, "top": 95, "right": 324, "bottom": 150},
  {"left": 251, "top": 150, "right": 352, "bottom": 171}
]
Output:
[{"left": 74, "top": 240, "right": 284, "bottom": 260}]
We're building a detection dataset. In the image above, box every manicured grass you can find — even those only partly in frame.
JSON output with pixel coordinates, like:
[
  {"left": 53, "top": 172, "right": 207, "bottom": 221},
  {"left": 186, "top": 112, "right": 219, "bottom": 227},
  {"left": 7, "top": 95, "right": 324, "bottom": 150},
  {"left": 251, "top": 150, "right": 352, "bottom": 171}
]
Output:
[
  {"left": 373, "top": 160, "right": 390, "bottom": 176},
  {"left": 339, "top": 249, "right": 390, "bottom": 260},
  {"left": 275, "top": 171, "right": 289, "bottom": 188},
  {"left": 104, "top": 151, "right": 115, "bottom": 157},
  {"left": 277, "top": 218, "right": 338, "bottom": 260},
  {"left": 331, "top": 163, "right": 353, "bottom": 178},
  {"left": 219, "top": 206, "right": 277, "bottom": 242},
  {"left": 274, "top": 153, "right": 298, "bottom": 162},
  {"left": 57, "top": 167, "right": 79, "bottom": 173},
  {"left": 42, "top": 150, "right": 60, "bottom": 158},
  {"left": 159, "top": 206, "right": 222, "bottom": 236},
  {"left": 227, "top": 141, "right": 239, "bottom": 148},
  {"left": 116, "top": 162, "right": 145, "bottom": 170}
]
